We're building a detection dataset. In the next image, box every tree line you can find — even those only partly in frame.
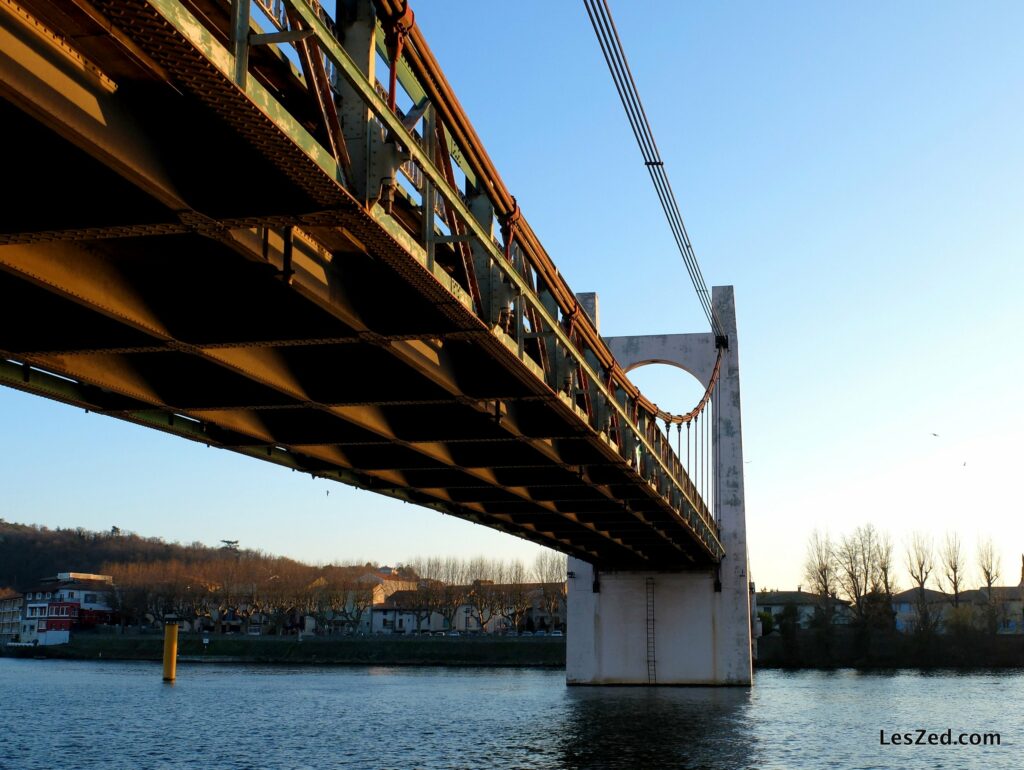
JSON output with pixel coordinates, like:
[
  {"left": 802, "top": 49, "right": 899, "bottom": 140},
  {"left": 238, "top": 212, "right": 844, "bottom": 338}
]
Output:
[
  {"left": 406, "top": 552, "right": 567, "bottom": 634},
  {"left": 801, "top": 525, "right": 1006, "bottom": 635},
  {"left": 106, "top": 551, "right": 566, "bottom": 635},
  {"left": 105, "top": 552, "right": 378, "bottom": 634}
]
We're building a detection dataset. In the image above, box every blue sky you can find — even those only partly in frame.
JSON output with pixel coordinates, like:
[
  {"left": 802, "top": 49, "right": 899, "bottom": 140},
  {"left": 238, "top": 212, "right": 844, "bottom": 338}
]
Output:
[{"left": 3, "top": 2, "right": 1023, "bottom": 591}]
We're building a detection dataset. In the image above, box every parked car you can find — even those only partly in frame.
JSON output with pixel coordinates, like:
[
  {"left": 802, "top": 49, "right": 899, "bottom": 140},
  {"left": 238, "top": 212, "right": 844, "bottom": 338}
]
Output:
[
  {"left": 520, "top": 631, "right": 534, "bottom": 637},
  {"left": 446, "top": 630, "right": 461, "bottom": 637},
  {"left": 534, "top": 630, "right": 547, "bottom": 637},
  {"left": 504, "top": 630, "right": 518, "bottom": 637},
  {"left": 551, "top": 630, "right": 563, "bottom": 637},
  {"left": 433, "top": 631, "right": 446, "bottom": 637}
]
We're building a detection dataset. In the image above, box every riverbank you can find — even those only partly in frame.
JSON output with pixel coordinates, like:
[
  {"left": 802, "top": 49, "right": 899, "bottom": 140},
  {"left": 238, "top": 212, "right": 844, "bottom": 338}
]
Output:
[
  {"left": 757, "top": 627, "right": 1024, "bottom": 668},
  {"left": 11, "top": 630, "right": 1023, "bottom": 671},
  {"left": 2, "top": 633, "right": 566, "bottom": 667}
]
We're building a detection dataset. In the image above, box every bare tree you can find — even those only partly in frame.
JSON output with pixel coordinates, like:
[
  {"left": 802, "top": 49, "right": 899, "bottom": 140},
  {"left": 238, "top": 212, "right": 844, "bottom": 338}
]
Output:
[
  {"left": 499, "top": 560, "right": 534, "bottom": 632},
  {"left": 435, "top": 557, "right": 469, "bottom": 631},
  {"left": 977, "top": 536, "right": 1002, "bottom": 634},
  {"left": 939, "top": 532, "right": 967, "bottom": 607},
  {"left": 866, "top": 531, "right": 898, "bottom": 630},
  {"left": 335, "top": 576, "right": 374, "bottom": 634},
  {"left": 409, "top": 557, "right": 452, "bottom": 631},
  {"left": 464, "top": 557, "right": 506, "bottom": 633},
  {"left": 803, "top": 530, "right": 837, "bottom": 622},
  {"left": 835, "top": 525, "right": 880, "bottom": 624},
  {"left": 875, "top": 531, "right": 898, "bottom": 598},
  {"left": 533, "top": 551, "right": 567, "bottom": 631},
  {"left": 905, "top": 532, "right": 937, "bottom": 633},
  {"left": 977, "top": 536, "right": 1001, "bottom": 595},
  {"left": 532, "top": 551, "right": 567, "bottom": 584}
]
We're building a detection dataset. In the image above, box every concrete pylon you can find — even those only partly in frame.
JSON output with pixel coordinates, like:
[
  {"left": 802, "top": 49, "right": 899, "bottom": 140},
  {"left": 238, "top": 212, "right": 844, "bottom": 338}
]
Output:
[{"left": 566, "top": 286, "right": 752, "bottom": 685}]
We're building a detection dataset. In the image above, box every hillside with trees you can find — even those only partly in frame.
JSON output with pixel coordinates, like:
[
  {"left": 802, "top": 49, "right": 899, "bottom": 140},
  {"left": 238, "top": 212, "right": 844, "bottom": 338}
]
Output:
[{"left": 0, "top": 519, "right": 277, "bottom": 589}]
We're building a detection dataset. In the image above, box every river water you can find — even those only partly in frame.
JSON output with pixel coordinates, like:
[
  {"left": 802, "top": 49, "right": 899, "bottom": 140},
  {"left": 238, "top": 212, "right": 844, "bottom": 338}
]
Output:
[{"left": 0, "top": 659, "right": 1019, "bottom": 769}]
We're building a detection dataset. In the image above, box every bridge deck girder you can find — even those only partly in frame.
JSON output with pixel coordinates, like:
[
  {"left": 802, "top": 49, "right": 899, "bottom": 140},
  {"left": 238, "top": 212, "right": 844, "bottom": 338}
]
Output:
[{"left": 0, "top": 0, "right": 722, "bottom": 570}]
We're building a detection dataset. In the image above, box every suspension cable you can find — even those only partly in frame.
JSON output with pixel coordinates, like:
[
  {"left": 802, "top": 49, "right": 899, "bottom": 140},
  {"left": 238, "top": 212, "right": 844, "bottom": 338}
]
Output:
[
  {"left": 651, "top": 347, "right": 722, "bottom": 426},
  {"left": 582, "top": 0, "right": 724, "bottom": 339}
]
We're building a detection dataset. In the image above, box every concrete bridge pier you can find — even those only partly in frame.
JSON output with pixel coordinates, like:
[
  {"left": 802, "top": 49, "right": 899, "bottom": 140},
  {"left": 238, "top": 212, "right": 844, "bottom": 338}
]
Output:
[{"left": 566, "top": 286, "right": 752, "bottom": 685}]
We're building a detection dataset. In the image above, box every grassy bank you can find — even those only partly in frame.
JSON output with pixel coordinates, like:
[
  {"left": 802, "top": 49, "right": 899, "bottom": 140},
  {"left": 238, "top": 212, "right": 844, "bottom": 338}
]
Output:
[{"left": 3, "top": 633, "right": 566, "bottom": 668}]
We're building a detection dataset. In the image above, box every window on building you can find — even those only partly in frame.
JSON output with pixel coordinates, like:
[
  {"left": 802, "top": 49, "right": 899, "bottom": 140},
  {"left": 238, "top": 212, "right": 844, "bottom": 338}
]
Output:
[{"left": 84, "top": 594, "right": 97, "bottom": 604}]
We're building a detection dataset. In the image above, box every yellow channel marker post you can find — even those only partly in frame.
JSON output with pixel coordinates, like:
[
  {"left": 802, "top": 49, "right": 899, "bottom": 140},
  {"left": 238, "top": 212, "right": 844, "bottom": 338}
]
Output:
[{"left": 162, "top": 620, "right": 179, "bottom": 682}]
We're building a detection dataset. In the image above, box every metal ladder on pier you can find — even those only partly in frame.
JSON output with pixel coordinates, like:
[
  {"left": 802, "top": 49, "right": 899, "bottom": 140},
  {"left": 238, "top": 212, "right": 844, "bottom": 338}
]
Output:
[{"left": 645, "top": 577, "right": 656, "bottom": 684}]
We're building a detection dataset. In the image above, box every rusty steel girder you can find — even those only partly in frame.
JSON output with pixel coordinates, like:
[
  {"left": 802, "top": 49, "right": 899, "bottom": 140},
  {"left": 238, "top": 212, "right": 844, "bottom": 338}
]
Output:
[{"left": 0, "top": 0, "right": 723, "bottom": 569}]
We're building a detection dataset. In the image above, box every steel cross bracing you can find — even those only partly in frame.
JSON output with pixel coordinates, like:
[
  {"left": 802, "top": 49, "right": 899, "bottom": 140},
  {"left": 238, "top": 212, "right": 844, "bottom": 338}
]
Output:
[{"left": 0, "top": 0, "right": 723, "bottom": 569}]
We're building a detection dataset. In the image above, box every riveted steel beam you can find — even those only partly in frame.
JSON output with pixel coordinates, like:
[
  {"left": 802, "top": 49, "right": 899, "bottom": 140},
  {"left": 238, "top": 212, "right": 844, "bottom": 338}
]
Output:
[
  {"left": 281, "top": 0, "right": 719, "bottom": 557},
  {"left": 102, "top": 0, "right": 716, "bottom": 559},
  {"left": 0, "top": 4, "right": 187, "bottom": 210},
  {"left": 0, "top": 0, "right": 723, "bottom": 567}
]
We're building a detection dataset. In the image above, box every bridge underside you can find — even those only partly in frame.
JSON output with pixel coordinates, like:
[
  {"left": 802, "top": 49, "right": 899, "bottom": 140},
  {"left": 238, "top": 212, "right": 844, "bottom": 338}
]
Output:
[{"left": 0, "top": 0, "right": 720, "bottom": 570}]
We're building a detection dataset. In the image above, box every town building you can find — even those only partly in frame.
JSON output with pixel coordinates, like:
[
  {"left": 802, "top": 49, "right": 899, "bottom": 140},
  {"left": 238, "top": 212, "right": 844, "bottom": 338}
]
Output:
[
  {"left": 756, "top": 590, "right": 851, "bottom": 631},
  {"left": 891, "top": 588, "right": 952, "bottom": 633},
  {"left": 758, "top": 582, "right": 1024, "bottom": 636},
  {"left": 358, "top": 567, "right": 418, "bottom": 605},
  {"left": 972, "top": 586, "right": 1024, "bottom": 633},
  {"left": 0, "top": 589, "right": 23, "bottom": 644},
  {"left": 893, "top": 563, "right": 1024, "bottom": 635},
  {"left": 15, "top": 572, "right": 115, "bottom": 646},
  {"left": 372, "top": 589, "right": 441, "bottom": 634},
  {"left": 368, "top": 582, "right": 566, "bottom": 635}
]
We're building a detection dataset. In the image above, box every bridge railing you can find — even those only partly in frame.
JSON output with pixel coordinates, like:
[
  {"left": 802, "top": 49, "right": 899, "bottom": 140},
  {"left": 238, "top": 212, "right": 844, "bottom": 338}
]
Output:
[{"left": 218, "top": 0, "right": 723, "bottom": 560}]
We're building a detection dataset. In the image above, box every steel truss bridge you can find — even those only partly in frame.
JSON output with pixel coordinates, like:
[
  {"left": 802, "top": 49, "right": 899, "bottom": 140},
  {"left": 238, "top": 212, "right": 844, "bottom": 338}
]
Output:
[{"left": 0, "top": 0, "right": 723, "bottom": 570}]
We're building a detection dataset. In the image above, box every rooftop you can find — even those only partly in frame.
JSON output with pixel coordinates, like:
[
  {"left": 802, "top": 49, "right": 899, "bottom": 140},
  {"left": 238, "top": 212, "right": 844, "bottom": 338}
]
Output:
[{"left": 757, "top": 590, "right": 849, "bottom": 607}]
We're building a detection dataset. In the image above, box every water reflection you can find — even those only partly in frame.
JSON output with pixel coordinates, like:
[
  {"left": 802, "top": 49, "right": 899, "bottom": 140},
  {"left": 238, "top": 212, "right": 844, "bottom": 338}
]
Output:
[{"left": 557, "top": 687, "right": 753, "bottom": 770}]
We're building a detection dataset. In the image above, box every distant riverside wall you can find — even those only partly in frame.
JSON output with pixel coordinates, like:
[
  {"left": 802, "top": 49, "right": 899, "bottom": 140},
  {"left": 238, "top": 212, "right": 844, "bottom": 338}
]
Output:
[
  {"left": 757, "top": 628, "right": 1024, "bottom": 669},
  {"left": 9, "top": 629, "right": 1022, "bottom": 670},
  {"left": 2, "top": 633, "right": 566, "bottom": 668}
]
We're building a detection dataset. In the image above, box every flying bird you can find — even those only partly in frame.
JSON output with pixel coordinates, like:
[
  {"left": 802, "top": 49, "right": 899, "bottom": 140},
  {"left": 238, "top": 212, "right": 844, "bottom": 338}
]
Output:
[{"left": 931, "top": 433, "right": 939, "bottom": 437}]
